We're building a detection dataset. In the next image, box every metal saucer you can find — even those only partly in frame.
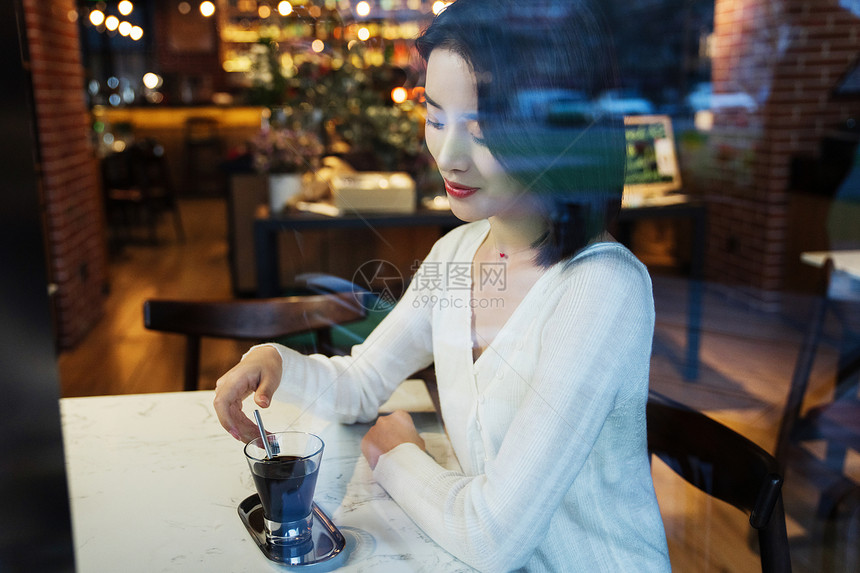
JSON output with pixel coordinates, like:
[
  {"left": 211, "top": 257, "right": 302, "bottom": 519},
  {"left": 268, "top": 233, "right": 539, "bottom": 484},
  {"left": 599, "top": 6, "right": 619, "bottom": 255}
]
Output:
[{"left": 238, "top": 494, "right": 346, "bottom": 566}]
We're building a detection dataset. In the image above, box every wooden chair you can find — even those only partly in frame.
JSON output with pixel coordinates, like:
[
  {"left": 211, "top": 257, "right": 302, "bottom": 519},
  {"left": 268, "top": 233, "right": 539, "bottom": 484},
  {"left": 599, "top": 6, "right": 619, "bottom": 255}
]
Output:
[
  {"left": 772, "top": 258, "right": 860, "bottom": 570},
  {"left": 296, "top": 273, "right": 443, "bottom": 417},
  {"left": 102, "top": 139, "right": 184, "bottom": 246},
  {"left": 143, "top": 292, "right": 366, "bottom": 391},
  {"left": 774, "top": 258, "right": 860, "bottom": 518},
  {"left": 134, "top": 139, "right": 185, "bottom": 242},
  {"left": 102, "top": 146, "right": 140, "bottom": 248},
  {"left": 647, "top": 392, "right": 791, "bottom": 573},
  {"left": 183, "top": 117, "right": 225, "bottom": 197},
  {"left": 823, "top": 485, "right": 860, "bottom": 572}
]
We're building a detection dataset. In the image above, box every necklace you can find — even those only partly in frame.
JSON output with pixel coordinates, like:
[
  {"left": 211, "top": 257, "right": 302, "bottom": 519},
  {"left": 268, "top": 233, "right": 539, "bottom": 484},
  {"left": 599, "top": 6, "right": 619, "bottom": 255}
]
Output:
[
  {"left": 493, "top": 241, "right": 534, "bottom": 260},
  {"left": 490, "top": 230, "right": 547, "bottom": 259}
]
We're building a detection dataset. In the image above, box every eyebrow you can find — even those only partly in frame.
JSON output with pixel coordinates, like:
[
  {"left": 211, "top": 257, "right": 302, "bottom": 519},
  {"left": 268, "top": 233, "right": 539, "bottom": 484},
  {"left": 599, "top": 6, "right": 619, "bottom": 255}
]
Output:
[{"left": 423, "top": 92, "right": 478, "bottom": 121}]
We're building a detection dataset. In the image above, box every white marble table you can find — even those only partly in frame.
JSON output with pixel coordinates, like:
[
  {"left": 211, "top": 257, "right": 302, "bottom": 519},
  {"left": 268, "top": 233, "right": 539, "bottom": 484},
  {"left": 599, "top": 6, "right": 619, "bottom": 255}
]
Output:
[
  {"left": 61, "top": 387, "right": 473, "bottom": 572},
  {"left": 801, "top": 249, "right": 860, "bottom": 279},
  {"left": 801, "top": 249, "right": 860, "bottom": 300}
]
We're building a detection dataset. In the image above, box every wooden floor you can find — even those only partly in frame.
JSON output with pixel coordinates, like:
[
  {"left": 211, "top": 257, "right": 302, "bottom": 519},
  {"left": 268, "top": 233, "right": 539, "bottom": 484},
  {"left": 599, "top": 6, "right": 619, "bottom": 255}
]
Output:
[
  {"left": 59, "top": 199, "right": 248, "bottom": 396},
  {"left": 58, "top": 198, "right": 857, "bottom": 572}
]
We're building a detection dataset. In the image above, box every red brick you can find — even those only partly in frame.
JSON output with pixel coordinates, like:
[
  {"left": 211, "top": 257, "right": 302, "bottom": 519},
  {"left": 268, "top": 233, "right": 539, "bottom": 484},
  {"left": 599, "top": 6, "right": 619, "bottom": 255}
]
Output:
[{"left": 23, "top": 0, "right": 106, "bottom": 349}]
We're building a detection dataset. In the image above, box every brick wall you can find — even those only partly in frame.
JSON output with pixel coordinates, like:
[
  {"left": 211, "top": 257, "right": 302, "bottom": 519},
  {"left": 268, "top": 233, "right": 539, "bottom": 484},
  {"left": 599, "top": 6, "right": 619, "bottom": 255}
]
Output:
[
  {"left": 153, "top": 0, "right": 226, "bottom": 104},
  {"left": 23, "top": 0, "right": 107, "bottom": 348},
  {"left": 704, "top": 0, "right": 859, "bottom": 309}
]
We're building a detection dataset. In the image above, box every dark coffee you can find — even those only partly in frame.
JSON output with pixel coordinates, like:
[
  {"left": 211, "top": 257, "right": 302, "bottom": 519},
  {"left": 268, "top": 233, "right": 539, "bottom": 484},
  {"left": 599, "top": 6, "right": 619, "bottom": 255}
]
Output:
[{"left": 252, "top": 455, "right": 319, "bottom": 523}]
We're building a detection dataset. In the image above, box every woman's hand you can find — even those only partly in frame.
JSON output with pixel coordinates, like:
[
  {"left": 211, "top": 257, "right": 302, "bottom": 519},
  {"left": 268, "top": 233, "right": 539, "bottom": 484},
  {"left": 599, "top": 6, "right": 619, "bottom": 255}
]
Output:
[
  {"left": 361, "top": 410, "right": 426, "bottom": 470},
  {"left": 213, "top": 346, "right": 283, "bottom": 442}
]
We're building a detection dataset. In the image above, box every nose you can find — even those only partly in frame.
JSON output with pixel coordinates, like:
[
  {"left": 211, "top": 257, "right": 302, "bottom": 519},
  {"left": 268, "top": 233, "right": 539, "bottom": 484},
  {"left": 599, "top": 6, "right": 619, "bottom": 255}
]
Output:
[{"left": 431, "top": 125, "right": 470, "bottom": 174}]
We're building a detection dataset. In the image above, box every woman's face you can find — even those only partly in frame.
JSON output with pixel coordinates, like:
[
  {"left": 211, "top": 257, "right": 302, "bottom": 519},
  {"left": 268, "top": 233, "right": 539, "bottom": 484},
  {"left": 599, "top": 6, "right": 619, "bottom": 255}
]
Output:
[{"left": 424, "top": 49, "right": 533, "bottom": 222}]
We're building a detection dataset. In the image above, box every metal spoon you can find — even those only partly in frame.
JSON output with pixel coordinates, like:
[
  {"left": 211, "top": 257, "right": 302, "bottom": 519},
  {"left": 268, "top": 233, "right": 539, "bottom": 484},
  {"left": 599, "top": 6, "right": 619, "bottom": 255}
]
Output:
[{"left": 253, "top": 409, "right": 276, "bottom": 459}]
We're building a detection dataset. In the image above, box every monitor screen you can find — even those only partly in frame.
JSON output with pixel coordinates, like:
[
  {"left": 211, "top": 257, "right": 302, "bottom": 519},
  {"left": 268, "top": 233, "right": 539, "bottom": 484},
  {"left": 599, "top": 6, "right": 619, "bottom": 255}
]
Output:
[{"left": 623, "top": 115, "right": 682, "bottom": 203}]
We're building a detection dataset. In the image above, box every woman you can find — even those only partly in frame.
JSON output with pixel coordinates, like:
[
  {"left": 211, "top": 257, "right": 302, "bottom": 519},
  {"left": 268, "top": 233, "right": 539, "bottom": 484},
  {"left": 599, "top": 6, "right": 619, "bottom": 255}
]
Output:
[{"left": 214, "top": 0, "right": 671, "bottom": 570}]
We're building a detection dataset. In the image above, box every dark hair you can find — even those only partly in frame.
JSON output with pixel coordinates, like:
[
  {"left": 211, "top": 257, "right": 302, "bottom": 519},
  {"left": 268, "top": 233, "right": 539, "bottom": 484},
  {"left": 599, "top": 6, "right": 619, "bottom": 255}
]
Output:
[{"left": 416, "top": 0, "right": 625, "bottom": 265}]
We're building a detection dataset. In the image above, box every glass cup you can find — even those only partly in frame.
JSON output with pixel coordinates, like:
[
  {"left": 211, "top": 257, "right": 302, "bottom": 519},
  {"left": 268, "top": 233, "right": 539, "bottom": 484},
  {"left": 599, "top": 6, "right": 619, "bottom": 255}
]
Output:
[{"left": 244, "top": 431, "right": 324, "bottom": 547}]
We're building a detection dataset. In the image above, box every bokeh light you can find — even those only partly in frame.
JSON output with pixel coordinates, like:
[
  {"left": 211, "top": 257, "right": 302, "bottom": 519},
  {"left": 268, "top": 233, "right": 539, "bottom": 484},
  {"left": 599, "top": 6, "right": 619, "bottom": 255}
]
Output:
[
  {"left": 200, "top": 1, "right": 216, "bottom": 17},
  {"left": 391, "top": 87, "right": 408, "bottom": 104},
  {"left": 89, "top": 9, "right": 105, "bottom": 26},
  {"left": 142, "top": 73, "right": 162, "bottom": 90},
  {"left": 432, "top": 1, "right": 451, "bottom": 15}
]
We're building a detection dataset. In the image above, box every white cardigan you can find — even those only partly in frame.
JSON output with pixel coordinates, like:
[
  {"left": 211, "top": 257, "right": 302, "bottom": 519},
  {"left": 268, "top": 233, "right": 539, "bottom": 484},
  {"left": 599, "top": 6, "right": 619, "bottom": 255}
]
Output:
[{"left": 264, "top": 220, "right": 670, "bottom": 572}]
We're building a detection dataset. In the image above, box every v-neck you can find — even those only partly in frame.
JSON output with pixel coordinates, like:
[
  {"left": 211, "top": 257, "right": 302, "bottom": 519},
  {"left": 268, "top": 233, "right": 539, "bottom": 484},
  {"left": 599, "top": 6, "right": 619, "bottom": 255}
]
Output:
[{"left": 465, "top": 223, "right": 559, "bottom": 367}]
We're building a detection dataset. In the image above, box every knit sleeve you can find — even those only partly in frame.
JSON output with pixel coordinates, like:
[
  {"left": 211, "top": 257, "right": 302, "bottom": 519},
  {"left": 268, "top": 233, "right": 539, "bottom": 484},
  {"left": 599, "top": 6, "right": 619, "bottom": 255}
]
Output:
[
  {"left": 372, "top": 248, "right": 656, "bottom": 571},
  {"left": 256, "top": 241, "right": 453, "bottom": 423}
]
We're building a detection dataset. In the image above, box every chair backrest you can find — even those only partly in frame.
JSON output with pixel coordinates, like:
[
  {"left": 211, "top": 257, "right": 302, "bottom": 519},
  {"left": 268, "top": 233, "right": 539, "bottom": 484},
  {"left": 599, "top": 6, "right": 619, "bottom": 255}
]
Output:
[
  {"left": 825, "top": 485, "right": 860, "bottom": 572},
  {"left": 143, "top": 292, "right": 366, "bottom": 391},
  {"left": 774, "top": 258, "right": 834, "bottom": 467},
  {"left": 185, "top": 116, "right": 220, "bottom": 141},
  {"left": 101, "top": 149, "right": 136, "bottom": 191},
  {"left": 647, "top": 392, "right": 791, "bottom": 573},
  {"left": 102, "top": 140, "right": 172, "bottom": 197}
]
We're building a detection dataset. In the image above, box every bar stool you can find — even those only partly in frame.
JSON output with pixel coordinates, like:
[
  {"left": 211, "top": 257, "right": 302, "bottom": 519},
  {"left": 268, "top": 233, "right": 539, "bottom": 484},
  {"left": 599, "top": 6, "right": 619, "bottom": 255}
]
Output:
[
  {"left": 183, "top": 117, "right": 225, "bottom": 197},
  {"left": 102, "top": 139, "right": 184, "bottom": 247}
]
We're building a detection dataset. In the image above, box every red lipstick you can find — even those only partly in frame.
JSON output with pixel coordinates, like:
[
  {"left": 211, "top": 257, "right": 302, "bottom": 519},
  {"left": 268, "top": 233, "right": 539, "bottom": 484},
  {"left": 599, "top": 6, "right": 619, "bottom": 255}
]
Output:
[{"left": 444, "top": 179, "right": 479, "bottom": 199}]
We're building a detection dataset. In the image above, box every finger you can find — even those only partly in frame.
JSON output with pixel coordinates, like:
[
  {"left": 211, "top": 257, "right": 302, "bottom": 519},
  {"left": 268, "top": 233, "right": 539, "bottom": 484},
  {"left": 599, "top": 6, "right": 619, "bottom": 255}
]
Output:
[
  {"left": 251, "top": 347, "right": 282, "bottom": 408},
  {"left": 223, "top": 400, "right": 259, "bottom": 442},
  {"left": 229, "top": 390, "right": 264, "bottom": 441},
  {"left": 253, "top": 374, "right": 278, "bottom": 408},
  {"left": 361, "top": 428, "right": 383, "bottom": 470},
  {"left": 214, "top": 372, "right": 258, "bottom": 439},
  {"left": 390, "top": 409, "right": 415, "bottom": 427},
  {"left": 234, "top": 413, "right": 263, "bottom": 443}
]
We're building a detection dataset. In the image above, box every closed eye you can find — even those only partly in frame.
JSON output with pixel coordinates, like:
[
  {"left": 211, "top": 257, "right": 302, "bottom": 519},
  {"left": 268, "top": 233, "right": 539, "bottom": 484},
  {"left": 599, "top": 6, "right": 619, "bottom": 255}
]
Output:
[
  {"left": 466, "top": 120, "right": 486, "bottom": 146},
  {"left": 425, "top": 118, "right": 444, "bottom": 130}
]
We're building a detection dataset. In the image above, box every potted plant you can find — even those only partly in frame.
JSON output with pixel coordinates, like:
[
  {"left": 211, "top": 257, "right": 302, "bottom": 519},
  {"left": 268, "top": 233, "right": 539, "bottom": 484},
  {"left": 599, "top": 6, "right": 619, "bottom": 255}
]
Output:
[{"left": 251, "top": 119, "right": 324, "bottom": 213}]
